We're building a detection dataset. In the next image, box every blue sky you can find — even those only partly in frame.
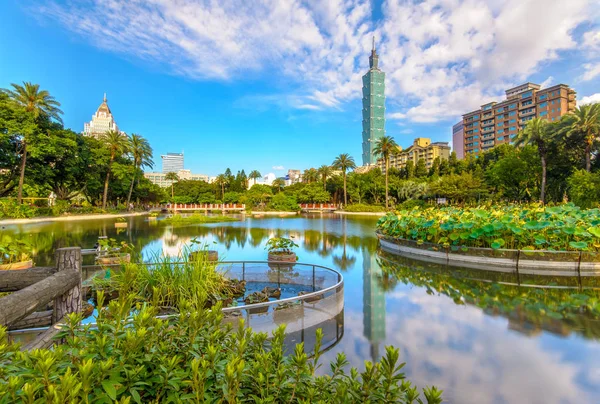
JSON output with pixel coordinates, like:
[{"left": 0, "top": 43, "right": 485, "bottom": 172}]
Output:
[{"left": 1, "top": 0, "right": 599, "bottom": 177}]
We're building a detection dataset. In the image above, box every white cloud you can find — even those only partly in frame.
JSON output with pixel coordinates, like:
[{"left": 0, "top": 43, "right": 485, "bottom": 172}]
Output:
[
  {"left": 272, "top": 165, "right": 284, "bottom": 170},
  {"left": 34, "top": 0, "right": 597, "bottom": 122},
  {"left": 579, "top": 62, "right": 600, "bottom": 82},
  {"left": 540, "top": 76, "right": 554, "bottom": 89},
  {"left": 579, "top": 93, "right": 600, "bottom": 105}
]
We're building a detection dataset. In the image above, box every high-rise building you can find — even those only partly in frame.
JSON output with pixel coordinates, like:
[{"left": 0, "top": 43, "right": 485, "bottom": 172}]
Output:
[
  {"left": 461, "top": 83, "right": 576, "bottom": 156},
  {"left": 363, "top": 249, "right": 386, "bottom": 362},
  {"left": 144, "top": 169, "right": 209, "bottom": 187},
  {"left": 452, "top": 122, "right": 464, "bottom": 159},
  {"left": 376, "top": 137, "right": 451, "bottom": 173},
  {"left": 83, "top": 93, "right": 120, "bottom": 138},
  {"left": 161, "top": 152, "right": 184, "bottom": 173},
  {"left": 361, "top": 37, "right": 386, "bottom": 165}
]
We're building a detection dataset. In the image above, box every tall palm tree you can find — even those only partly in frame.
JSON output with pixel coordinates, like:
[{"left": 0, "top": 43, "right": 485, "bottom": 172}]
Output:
[
  {"left": 101, "top": 130, "right": 129, "bottom": 209},
  {"left": 126, "top": 134, "right": 153, "bottom": 207},
  {"left": 514, "top": 118, "right": 553, "bottom": 203},
  {"left": 165, "top": 172, "right": 179, "bottom": 200},
  {"left": 317, "top": 165, "right": 333, "bottom": 190},
  {"left": 215, "top": 174, "right": 227, "bottom": 200},
  {"left": 248, "top": 170, "right": 262, "bottom": 188},
  {"left": 373, "top": 136, "right": 399, "bottom": 209},
  {"left": 332, "top": 153, "right": 356, "bottom": 206},
  {"left": 5, "top": 82, "right": 63, "bottom": 203},
  {"left": 271, "top": 178, "right": 285, "bottom": 193},
  {"left": 565, "top": 104, "right": 600, "bottom": 172},
  {"left": 303, "top": 168, "right": 319, "bottom": 184}
]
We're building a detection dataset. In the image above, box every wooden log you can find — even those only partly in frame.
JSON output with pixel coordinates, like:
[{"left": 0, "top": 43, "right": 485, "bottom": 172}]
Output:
[
  {"left": 21, "top": 321, "right": 64, "bottom": 351},
  {"left": 8, "top": 310, "right": 52, "bottom": 330},
  {"left": 53, "top": 248, "right": 82, "bottom": 324},
  {"left": 0, "top": 271, "right": 80, "bottom": 327},
  {"left": 0, "top": 267, "right": 56, "bottom": 292}
]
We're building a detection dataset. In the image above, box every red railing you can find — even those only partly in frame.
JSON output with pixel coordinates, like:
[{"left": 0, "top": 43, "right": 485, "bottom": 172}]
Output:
[
  {"left": 163, "top": 203, "right": 245, "bottom": 210},
  {"left": 299, "top": 203, "right": 337, "bottom": 210}
]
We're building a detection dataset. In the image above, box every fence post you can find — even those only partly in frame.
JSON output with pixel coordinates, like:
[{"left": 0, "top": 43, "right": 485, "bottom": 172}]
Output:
[{"left": 53, "top": 247, "right": 82, "bottom": 324}]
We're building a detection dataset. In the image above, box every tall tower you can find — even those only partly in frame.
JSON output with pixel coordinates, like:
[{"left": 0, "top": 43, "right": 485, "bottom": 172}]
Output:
[
  {"left": 362, "top": 248, "right": 386, "bottom": 362},
  {"left": 83, "top": 93, "right": 121, "bottom": 138},
  {"left": 361, "top": 37, "right": 386, "bottom": 165}
]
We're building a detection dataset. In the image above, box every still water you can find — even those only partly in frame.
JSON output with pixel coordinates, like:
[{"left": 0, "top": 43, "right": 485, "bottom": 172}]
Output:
[{"left": 3, "top": 214, "right": 600, "bottom": 403}]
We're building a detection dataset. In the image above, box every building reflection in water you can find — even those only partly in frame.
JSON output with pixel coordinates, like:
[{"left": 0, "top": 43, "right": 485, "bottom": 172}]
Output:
[{"left": 363, "top": 248, "right": 386, "bottom": 362}]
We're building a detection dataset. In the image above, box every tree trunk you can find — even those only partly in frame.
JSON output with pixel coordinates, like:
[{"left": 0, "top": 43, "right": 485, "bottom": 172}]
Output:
[
  {"left": 17, "top": 141, "right": 27, "bottom": 204},
  {"left": 126, "top": 165, "right": 137, "bottom": 208},
  {"left": 385, "top": 157, "right": 389, "bottom": 209},
  {"left": 343, "top": 172, "right": 347, "bottom": 206},
  {"left": 102, "top": 159, "right": 113, "bottom": 210},
  {"left": 540, "top": 155, "right": 547, "bottom": 204}
]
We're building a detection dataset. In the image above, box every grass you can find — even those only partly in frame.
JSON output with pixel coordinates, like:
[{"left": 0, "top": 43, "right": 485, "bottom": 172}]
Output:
[{"left": 162, "top": 213, "right": 239, "bottom": 225}]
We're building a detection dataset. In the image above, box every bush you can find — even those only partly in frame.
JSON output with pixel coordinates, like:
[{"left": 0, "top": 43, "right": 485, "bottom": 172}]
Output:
[
  {"left": 344, "top": 203, "right": 385, "bottom": 212},
  {"left": 568, "top": 169, "right": 600, "bottom": 209},
  {"left": 397, "top": 199, "right": 427, "bottom": 210},
  {"left": 0, "top": 199, "right": 38, "bottom": 219},
  {"left": 267, "top": 193, "right": 300, "bottom": 211},
  {"left": 223, "top": 192, "right": 242, "bottom": 204},
  {"left": 0, "top": 298, "right": 442, "bottom": 403}
]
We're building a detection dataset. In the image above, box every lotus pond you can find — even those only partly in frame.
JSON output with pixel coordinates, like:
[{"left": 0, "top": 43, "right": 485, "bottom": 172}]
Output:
[
  {"left": 377, "top": 203, "right": 600, "bottom": 251},
  {"left": 2, "top": 213, "right": 600, "bottom": 403}
]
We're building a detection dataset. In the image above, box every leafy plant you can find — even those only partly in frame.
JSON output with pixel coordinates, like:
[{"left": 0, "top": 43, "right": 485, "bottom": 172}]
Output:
[
  {"left": 377, "top": 203, "right": 600, "bottom": 252},
  {"left": 0, "top": 239, "right": 31, "bottom": 265},
  {"left": 265, "top": 237, "right": 299, "bottom": 255},
  {"left": 97, "top": 238, "right": 131, "bottom": 258},
  {"left": 162, "top": 213, "right": 237, "bottom": 225},
  {"left": 0, "top": 297, "right": 442, "bottom": 403}
]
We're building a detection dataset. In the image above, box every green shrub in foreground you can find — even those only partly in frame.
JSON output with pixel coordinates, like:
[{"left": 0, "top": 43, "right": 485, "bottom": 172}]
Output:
[
  {"left": 344, "top": 203, "right": 385, "bottom": 213},
  {"left": 0, "top": 294, "right": 442, "bottom": 403}
]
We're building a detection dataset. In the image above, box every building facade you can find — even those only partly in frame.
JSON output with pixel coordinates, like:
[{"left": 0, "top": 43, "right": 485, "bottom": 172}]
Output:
[
  {"left": 377, "top": 137, "right": 451, "bottom": 173},
  {"left": 83, "top": 94, "right": 120, "bottom": 138},
  {"left": 462, "top": 83, "right": 576, "bottom": 156},
  {"left": 361, "top": 38, "right": 386, "bottom": 165},
  {"left": 161, "top": 152, "right": 184, "bottom": 173},
  {"left": 144, "top": 169, "right": 208, "bottom": 188},
  {"left": 452, "top": 122, "right": 464, "bottom": 159}
]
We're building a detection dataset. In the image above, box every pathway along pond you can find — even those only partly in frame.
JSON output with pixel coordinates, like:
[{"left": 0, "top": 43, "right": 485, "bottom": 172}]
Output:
[{"left": 2, "top": 213, "right": 600, "bottom": 403}]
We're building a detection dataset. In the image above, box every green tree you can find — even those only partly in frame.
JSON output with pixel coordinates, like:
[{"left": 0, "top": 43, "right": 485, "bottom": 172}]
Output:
[
  {"left": 100, "top": 130, "right": 129, "bottom": 209},
  {"left": 248, "top": 170, "right": 262, "bottom": 187},
  {"left": 429, "top": 172, "right": 488, "bottom": 203},
  {"left": 415, "top": 158, "right": 428, "bottom": 178},
  {"left": 372, "top": 136, "right": 399, "bottom": 209},
  {"left": 564, "top": 104, "right": 600, "bottom": 172},
  {"left": 214, "top": 174, "right": 228, "bottom": 201},
  {"left": 165, "top": 172, "right": 179, "bottom": 200},
  {"left": 332, "top": 153, "right": 356, "bottom": 205},
  {"left": 317, "top": 165, "right": 333, "bottom": 190},
  {"left": 5, "top": 82, "right": 63, "bottom": 203},
  {"left": 295, "top": 182, "right": 331, "bottom": 203},
  {"left": 405, "top": 160, "right": 415, "bottom": 179},
  {"left": 514, "top": 118, "right": 553, "bottom": 203},
  {"left": 568, "top": 169, "right": 600, "bottom": 208},
  {"left": 126, "top": 134, "right": 153, "bottom": 207},
  {"left": 271, "top": 178, "right": 285, "bottom": 193},
  {"left": 429, "top": 157, "right": 441, "bottom": 177},
  {"left": 303, "top": 168, "right": 319, "bottom": 184}
]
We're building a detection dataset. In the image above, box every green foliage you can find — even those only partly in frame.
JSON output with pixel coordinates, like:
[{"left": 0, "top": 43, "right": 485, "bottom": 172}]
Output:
[
  {"left": 265, "top": 237, "right": 299, "bottom": 254},
  {"left": 0, "top": 299, "right": 442, "bottom": 403},
  {"left": 377, "top": 203, "right": 600, "bottom": 251},
  {"left": 0, "top": 199, "right": 37, "bottom": 218},
  {"left": 428, "top": 171, "right": 488, "bottom": 203},
  {"left": 294, "top": 182, "right": 330, "bottom": 203},
  {"left": 0, "top": 238, "right": 31, "bottom": 264},
  {"left": 267, "top": 193, "right": 300, "bottom": 212},
  {"left": 344, "top": 203, "right": 385, "bottom": 212},
  {"left": 397, "top": 199, "right": 427, "bottom": 210},
  {"left": 162, "top": 214, "right": 238, "bottom": 225},
  {"left": 568, "top": 169, "right": 600, "bottom": 209},
  {"left": 223, "top": 191, "right": 242, "bottom": 204}
]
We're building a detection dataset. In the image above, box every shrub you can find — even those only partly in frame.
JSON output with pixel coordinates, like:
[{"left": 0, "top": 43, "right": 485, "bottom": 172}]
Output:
[
  {"left": 568, "top": 169, "right": 600, "bottom": 209},
  {"left": 267, "top": 193, "right": 300, "bottom": 212},
  {"left": 344, "top": 203, "right": 385, "bottom": 212},
  {"left": 398, "top": 199, "right": 427, "bottom": 210},
  {"left": 0, "top": 297, "right": 442, "bottom": 403},
  {"left": 0, "top": 199, "right": 38, "bottom": 219}
]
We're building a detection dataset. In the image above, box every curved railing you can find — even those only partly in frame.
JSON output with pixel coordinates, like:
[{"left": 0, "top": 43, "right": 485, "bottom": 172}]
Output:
[{"left": 377, "top": 232, "right": 600, "bottom": 278}]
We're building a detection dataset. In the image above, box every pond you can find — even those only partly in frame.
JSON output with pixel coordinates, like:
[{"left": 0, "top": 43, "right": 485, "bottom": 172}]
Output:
[{"left": 2, "top": 213, "right": 600, "bottom": 403}]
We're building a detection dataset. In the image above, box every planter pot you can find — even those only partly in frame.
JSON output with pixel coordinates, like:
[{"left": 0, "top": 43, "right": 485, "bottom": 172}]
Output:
[
  {"left": 268, "top": 252, "right": 297, "bottom": 262},
  {"left": 189, "top": 250, "right": 218, "bottom": 262},
  {"left": 0, "top": 260, "right": 33, "bottom": 271},
  {"left": 95, "top": 253, "right": 131, "bottom": 265},
  {"left": 114, "top": 222, "right": 128, "bottom": 228}
]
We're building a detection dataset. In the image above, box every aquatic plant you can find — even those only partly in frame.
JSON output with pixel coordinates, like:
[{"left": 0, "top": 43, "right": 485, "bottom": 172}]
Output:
[
  {"left": 0, "top": 296, "right": 442, "bottom": 402},
  {"left": 265, "top": 237, "right": 299, "bottom": 255},
  {"left": 377, "top": 203, "right": 600, "bottom": 252}
]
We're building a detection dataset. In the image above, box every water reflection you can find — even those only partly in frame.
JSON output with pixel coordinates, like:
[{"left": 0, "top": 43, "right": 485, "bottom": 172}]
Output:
[{"left": 3, "top": 214, "right": 600, "bottom": 403}]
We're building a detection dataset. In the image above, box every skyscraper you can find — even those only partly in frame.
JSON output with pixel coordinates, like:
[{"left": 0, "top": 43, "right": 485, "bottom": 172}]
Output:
[
  {"left": 363, "top": 248, "right": 386, "bottom": 362},
  {"left": 161, "top": 152, "right": 184, "bottom": 173},
  {"left": 83, "top": 93, "right": 120, "bottom": 138},
  {"left": 361, "top": 37, "right": 386, "bottom": 165}
]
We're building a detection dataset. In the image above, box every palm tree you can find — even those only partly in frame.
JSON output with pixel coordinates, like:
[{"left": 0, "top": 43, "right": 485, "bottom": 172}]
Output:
[
  {"left": 373, "top": 136, "right": 399, "bottom": 209},
  {"left": 248, "top": 170, "right": 262, "bottom": 188},
  {"left": 565, "top": 104, "right": 600, "bottom": 172},
  {"left": 271, "top": 178, "right": 285, "bottom": 193},
  {"left": 126, "top": 134, "right": 153, "bottom": 208},
  {"left": 332, "top": 153, "right": 356, "bottom": 206},
  {"left": 514, "top": 118, "right": 553, "bottom": 203},
  {"left": 165, "top": 172, "right": 179, "bottom": 200},
  {"left": 317, "top": 165, "right": 333, "bottom": 190},
  {"left": 101, "top": 130, "right": 129, "bottom": 209},
  {"left": 303, "top": 168, "right": 319, "bottom": 184},
  {"left": 215, "top": 174, "right": 227, "bottom": 200},
  {"left": 5, "top": 82, "right": 63, "bottom": 203}
]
